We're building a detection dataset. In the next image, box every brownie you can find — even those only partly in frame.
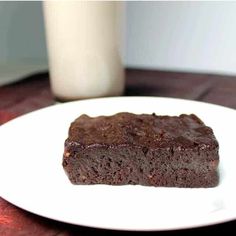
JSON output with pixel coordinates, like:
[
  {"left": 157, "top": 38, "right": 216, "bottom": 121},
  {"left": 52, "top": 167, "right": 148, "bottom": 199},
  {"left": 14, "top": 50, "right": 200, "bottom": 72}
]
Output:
[{"left": 62, "top": 112, "right": 219, "bottom": 187}]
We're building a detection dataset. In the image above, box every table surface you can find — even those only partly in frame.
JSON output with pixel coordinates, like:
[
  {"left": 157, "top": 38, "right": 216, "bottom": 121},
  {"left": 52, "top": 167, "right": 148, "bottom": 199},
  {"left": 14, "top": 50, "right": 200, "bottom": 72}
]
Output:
[{"left": 0, "top": 69, "right": 236, "bottom": 235}]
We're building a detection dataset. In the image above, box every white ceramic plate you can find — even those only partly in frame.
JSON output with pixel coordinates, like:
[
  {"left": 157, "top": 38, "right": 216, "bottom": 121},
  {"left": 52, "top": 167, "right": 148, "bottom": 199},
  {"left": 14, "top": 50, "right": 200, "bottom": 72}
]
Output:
[{"left": 0, "top": 97, "right": 236, "bottom": 231}]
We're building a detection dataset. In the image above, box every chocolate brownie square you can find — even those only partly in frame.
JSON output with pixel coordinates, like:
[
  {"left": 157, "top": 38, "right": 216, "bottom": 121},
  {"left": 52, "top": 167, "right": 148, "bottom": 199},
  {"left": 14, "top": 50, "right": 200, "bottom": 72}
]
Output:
[{"left": 62, "top": 113, "right": 219, "bottom": 187}]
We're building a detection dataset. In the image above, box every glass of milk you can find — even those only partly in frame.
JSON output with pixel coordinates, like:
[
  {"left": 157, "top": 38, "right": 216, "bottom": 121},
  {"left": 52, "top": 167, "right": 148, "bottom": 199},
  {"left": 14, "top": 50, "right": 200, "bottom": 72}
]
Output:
[{"left": 43, "top": 1, "right": 125, "bottom": 101}]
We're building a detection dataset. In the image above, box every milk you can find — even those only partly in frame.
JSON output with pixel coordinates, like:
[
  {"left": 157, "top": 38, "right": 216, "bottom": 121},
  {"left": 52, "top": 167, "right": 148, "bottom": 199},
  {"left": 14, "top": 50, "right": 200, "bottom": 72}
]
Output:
[{"left": 43, "top": 1, "right": 124, "bottom": 101}]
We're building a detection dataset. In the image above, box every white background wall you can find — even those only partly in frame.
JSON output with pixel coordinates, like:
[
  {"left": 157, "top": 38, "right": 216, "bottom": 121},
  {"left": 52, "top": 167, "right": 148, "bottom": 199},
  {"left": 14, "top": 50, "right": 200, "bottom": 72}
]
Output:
[
  {"left": 0, "top": 1, "right": 46, "bottom": 85},
  {"left": 0, "top": 1, "right": 236, "bottom": 83},
  {"left": 0, "top": 1, "right": 46, "bottom": 64},
  {"left": 125, "top": 1, "right": 236, "bottom": 75}
]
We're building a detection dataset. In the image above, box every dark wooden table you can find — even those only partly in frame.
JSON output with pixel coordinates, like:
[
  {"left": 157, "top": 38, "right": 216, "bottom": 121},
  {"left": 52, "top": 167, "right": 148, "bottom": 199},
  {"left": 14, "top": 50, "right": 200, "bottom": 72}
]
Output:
[{"left": 0, "top": 69, "right": 236, "bottom": 235}]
